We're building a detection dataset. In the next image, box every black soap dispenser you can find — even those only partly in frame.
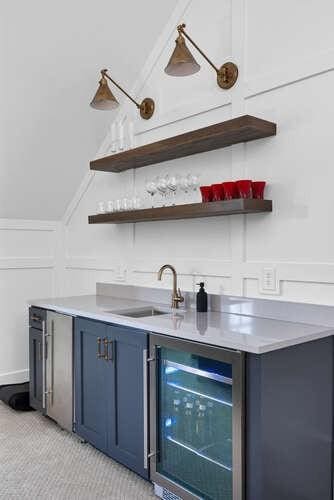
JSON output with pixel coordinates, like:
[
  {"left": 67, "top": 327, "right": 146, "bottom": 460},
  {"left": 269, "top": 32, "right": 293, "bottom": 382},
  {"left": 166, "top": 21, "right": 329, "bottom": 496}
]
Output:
[{"left": 196, "top": 282, "right": 208, "bottom": 312}]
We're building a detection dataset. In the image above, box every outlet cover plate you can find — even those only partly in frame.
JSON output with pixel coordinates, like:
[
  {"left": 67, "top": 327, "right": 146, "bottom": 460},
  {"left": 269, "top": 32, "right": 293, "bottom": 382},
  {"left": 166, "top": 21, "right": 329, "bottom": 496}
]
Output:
[{"left": 260, "top": 267, "right": 280, "bottom": 295}]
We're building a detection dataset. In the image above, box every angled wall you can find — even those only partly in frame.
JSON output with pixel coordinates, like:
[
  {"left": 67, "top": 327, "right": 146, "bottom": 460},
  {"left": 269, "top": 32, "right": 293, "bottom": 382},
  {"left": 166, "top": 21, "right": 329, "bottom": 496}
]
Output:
[{"left": 62, "top": 0, "right": 334, "bottom": 306}]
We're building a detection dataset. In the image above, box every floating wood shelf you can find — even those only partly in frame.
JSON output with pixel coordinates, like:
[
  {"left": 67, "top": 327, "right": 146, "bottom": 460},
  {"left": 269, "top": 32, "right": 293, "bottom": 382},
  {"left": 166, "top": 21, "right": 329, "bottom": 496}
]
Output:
[
  {"left": 90, "top": 115, "right": 276, "bottom": 173},
  {"left": 88, "top": 199, "right": 272, "bottom": 225}
]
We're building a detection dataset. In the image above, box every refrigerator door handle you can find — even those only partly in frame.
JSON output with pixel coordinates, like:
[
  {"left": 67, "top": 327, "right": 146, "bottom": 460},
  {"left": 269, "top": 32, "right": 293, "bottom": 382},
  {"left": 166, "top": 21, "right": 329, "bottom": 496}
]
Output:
[
  {"left": 143, "top": 349, "right": 149, "bottom": 469},
  {"left": 48, "top": 320, "right": 55, "bottom": 405},
  {"left": 42, "top": 320, "right": 46, "bottom": 409}
]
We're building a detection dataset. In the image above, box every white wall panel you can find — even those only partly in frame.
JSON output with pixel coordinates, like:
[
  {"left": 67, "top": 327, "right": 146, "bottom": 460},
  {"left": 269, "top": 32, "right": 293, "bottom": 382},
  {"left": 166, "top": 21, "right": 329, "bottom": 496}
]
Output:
[
  {"left": 62, "top": 0, "right": 334, "bottom": 306},
  {"left": 245, "top": 72, "right": 334, "bottom": 264},
  {"left": 246, "top": 0, "right": 334, "bottom": 78},
  {"left": 0, "top": 220, "right": 58, "bottom": 385}
]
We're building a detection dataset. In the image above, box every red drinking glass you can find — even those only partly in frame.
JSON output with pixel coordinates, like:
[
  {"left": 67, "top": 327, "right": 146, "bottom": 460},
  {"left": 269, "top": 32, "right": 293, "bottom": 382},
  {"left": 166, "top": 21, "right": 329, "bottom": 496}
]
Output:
[
  {"left": 236, "top": 179, "right": 252, "bottom": 199},
  {"left": 222, "top": 181, "right": 238, "bottom": 200},
  {"left": 252, "top": 181, "right": 266, "bottom": 199},
  {"left": 200, "top": 185, "right": 213, "bottom": 202},
  {"left": 211, "top": 183, "right": 224, "bottom": 201}
]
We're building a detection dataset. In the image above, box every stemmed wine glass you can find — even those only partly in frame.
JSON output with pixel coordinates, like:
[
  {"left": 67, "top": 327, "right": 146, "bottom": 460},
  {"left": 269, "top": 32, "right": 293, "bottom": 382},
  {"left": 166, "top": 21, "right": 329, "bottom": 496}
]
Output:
[
  {"left": 187, "top": 173, "right": 200, "bottom": 203},
  {"left": 179, "top": 174, "right": 192, "bottom": 204},
  {"left": 145, "top": 179, "right": 157, "bottom": 207},
  {"left": 167, "top": 173, "right": 179, "bottom": 205},
  {"left": 156, "top": 175, "right": 168, "bottom": 206}
]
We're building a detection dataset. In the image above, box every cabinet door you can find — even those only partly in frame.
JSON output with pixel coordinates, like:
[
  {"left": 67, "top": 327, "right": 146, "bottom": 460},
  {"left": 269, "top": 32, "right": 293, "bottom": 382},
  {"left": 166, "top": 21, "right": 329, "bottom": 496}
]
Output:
[
  {"left": 107, "top": 325, "right": 148, "bottom": 479},
  {"left": 74, "top": 318, "right": 111, "bottom": 453},
  {"left": 29, "top": 327, "right": 44, "bottom": 411}
]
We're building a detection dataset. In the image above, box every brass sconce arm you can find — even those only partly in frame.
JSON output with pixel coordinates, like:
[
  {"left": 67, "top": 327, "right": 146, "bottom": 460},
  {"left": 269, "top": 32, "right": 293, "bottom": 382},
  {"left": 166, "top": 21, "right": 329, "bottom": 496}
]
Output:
[
  {"left": 177, "top": 24, "right": 219, "bottom": 74},
  {"left": 90, "top": 68, "right": 155, "bottom": 120},
  {"left": 101, "top": 69, "right": 141, "bottom": 109},
  {"left": 165, "top": 23, "right": 238, "bottom": 90}
]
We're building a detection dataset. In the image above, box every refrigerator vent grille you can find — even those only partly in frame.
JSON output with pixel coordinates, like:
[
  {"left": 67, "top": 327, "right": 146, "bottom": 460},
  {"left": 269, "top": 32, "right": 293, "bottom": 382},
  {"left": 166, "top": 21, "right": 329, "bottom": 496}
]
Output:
[{"left": 161, "top": 488, "right": 182, "bottom": 500}]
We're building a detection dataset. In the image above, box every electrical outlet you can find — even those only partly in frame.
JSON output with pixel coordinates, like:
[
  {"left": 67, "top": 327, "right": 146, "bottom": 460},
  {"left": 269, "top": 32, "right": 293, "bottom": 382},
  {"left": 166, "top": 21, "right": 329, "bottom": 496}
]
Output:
[{"left": 260, "top": 267, "right": 280, "bottom": 295}]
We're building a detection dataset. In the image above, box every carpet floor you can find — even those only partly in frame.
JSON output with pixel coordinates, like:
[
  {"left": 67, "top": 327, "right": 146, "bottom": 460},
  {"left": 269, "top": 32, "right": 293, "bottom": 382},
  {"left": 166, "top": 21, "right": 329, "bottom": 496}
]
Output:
[{"left": 0, "top": 402, "right": 155, "bottom": 499}]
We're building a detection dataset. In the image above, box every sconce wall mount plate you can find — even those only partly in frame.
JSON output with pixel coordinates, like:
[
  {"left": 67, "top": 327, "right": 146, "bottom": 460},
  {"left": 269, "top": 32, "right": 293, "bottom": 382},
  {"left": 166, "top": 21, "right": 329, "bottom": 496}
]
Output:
[
  {"left": 217, "top": 62, "right": 239, "bottom": 89},
  {"left": 139, "top": 97, "right": 155, "bottom": 120}
]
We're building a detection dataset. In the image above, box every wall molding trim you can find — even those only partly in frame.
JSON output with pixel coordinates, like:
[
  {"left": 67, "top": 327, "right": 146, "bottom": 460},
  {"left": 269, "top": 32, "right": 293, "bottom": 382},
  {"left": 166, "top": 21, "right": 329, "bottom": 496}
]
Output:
[
  {"left": 65, "top": 257, "right": 116, "bottom": 272},
  {"left": 0, "top": 369, "right": 29, "bottom": 386},
  {"left": 0, "top": 257, "right": 55, "bottom": 270},
  {"left": 63, "top": 172, "right": 96, "bottom": 226},
  {"left": 0, "top": 219, "right": 58, "bottom": 231},
  {"left": 246, "top": 48, "right": 334, "bottom": 98}
]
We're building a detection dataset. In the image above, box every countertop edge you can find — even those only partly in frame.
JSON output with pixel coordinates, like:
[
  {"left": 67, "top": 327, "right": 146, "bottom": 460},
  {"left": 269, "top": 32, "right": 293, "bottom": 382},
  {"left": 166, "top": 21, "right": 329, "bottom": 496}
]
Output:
[{"left": 28, "top": 299, "right": 334, "bottom": 355}]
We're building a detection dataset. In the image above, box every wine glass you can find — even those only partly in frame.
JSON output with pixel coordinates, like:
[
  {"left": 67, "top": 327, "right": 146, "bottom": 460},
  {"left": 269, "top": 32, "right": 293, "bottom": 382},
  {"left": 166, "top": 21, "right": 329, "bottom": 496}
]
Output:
[
  {"left": 145, "top": 179, "right": 157, "bottom": 208},
  {"left": 167, "top": 173, "right": 179, "bottom": 205},
  {"left": 156, "top": 175, "right": 168, "bottom": 206},
  {"left": 179, "top": 174, "right": 192, "bottom": 204},
  {"left": 187, "top": 173, "right": 200, "bottom": 203}
]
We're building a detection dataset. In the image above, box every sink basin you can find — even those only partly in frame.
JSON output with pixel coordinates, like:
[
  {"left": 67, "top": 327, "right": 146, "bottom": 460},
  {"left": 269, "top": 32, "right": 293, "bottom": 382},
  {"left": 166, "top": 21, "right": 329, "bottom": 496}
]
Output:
[{"left": 106, "top": 307, "right": 170, "bottom": 318}]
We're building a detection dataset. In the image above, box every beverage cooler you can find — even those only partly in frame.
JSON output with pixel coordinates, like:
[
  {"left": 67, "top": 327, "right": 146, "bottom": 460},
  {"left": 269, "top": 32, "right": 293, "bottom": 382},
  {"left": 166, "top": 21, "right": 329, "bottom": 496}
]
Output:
[{"left": 149, "top": 334, "right": 244, "bottom": 500}]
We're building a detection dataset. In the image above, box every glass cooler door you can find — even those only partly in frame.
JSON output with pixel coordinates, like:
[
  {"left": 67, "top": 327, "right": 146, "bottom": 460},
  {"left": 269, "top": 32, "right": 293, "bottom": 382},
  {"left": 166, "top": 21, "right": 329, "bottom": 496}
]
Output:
[{"left": 149, "top": 335, "right": 244, "bottom": 500}]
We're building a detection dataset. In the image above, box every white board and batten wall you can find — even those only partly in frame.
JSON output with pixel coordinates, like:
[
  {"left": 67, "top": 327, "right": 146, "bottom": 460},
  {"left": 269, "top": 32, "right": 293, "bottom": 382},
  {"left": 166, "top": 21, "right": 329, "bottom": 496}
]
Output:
[
  {"left": 64, "top": 0, "right": 334, "bottom": 305},
  {"left": 0, "top": 220, "right": 63, "bottom": 385}
]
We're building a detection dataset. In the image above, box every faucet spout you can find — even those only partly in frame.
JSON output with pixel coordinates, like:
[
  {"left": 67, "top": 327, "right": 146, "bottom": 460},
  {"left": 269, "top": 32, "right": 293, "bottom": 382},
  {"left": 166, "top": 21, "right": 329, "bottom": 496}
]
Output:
[{"left": 157, "top": 264, "right": 184, "bottom": 309}]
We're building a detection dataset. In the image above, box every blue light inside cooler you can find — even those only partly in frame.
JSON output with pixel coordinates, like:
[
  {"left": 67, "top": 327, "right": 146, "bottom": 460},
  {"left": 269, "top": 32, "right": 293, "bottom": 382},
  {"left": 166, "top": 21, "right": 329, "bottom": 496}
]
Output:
[{"left": 165, "top": 366, "right": 179, "bottom": 375}]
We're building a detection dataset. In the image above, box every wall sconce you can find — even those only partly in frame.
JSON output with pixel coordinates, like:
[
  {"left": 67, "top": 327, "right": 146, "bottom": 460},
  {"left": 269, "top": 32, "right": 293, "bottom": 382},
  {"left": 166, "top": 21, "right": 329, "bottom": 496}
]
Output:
[
  {"left": 165, "top": 23, "right": 238, "bottom": 90},
  {"left": 90, "top": 69, "right": 155, "bottom": 120}
]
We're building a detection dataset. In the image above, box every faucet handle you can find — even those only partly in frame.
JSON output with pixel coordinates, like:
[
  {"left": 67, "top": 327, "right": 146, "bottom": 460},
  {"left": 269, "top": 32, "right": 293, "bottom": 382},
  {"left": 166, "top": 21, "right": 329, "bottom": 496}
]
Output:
[{"left": 177, "top": 288, "right": 184, "bottom": 302}]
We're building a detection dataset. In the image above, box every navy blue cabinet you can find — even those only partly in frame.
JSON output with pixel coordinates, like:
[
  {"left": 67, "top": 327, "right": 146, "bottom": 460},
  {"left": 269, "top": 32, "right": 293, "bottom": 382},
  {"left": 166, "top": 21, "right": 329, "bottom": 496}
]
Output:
[
  {"left": 107, "top": 325, "right": 148, "bottom": 478},
  {"left": 74, "top": 318, "right": 111, "bottom": 453},
  {"left": 74, "top": 318, "right": 148, "bottom": 479}
]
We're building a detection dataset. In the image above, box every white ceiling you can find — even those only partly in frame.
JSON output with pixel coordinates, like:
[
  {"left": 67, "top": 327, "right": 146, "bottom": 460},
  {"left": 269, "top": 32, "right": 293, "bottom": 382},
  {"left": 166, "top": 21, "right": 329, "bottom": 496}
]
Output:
[{"left": 0, "top": 0, "right": 178, "bottom": 220}]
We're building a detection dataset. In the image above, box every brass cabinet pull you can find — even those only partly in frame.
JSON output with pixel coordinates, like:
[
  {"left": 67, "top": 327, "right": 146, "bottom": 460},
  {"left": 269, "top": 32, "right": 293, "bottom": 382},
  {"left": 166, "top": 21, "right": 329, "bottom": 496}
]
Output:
[
  {"left": 103, "top": 338, "right": 113, "bottom": 361},
  {"left": 103, "top": 338, "right": 109, "bottom": 360},
  {"left": 107, "top": 340, "right": 113, "bottom": 361},
  {"left": 97, "top": 337, "right": 104, "bottom": 358}
]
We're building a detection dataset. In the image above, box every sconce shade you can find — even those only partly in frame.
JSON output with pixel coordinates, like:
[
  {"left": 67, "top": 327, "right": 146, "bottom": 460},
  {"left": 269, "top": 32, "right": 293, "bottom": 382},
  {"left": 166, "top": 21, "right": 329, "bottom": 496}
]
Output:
[
  {"left": 164, "top": 34, "right": 201, "bottom": 76},
  {"left": 90, "top": 76, "right": 119, "bottom": 110}
]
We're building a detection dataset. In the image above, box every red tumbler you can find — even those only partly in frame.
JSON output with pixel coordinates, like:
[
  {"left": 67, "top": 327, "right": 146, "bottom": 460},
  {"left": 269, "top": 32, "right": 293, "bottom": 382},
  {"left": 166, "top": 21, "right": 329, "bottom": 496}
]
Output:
[
  {"left": 252, "top": 181, "right": 266, "bottom": 199},
  {"left": 211, "top": 184, "right": 225, "bottom": 201},
  {"left": 222, "top": 181, "right": 238, "bottom": 200},
  {"left": 200, "top": 185, "right": 213, "bottom": 202},
  {"left": 236, "top": 179, "right": 252, "bottom": 199}
]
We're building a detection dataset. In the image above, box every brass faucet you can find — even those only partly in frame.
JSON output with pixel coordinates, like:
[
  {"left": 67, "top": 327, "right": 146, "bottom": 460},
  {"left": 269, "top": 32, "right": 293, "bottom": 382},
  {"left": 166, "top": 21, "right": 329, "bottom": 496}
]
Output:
[{"left": 157, "top": 264, "right": 184, "bottom": 309}]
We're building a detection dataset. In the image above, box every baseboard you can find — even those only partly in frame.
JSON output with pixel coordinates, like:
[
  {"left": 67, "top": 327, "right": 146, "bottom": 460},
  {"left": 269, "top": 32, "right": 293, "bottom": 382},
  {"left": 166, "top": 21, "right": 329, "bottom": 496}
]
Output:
[{"left": 0, "top": 369, "right": 29, "bottom": 386}]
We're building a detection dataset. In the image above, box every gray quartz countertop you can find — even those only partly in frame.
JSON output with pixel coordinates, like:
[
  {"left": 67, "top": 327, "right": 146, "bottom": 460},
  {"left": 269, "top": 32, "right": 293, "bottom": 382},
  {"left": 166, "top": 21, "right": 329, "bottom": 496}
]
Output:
[{"left": 28, "top": 294, "right": 334, "bottom": 354}]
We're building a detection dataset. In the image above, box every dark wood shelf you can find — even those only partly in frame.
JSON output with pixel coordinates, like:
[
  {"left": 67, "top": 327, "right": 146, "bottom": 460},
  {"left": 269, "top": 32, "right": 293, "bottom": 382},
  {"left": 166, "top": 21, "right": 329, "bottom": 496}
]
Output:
[
  {"left": 88, "top": 199, "right": 272, "bottom": 224},
  {"left": 90, "top": 115, "right": 276, "bottom": 173}
]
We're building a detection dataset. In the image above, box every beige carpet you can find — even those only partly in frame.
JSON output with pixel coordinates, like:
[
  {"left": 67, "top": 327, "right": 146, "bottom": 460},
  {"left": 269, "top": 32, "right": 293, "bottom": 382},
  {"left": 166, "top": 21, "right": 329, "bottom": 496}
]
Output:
[{"left": 0, "top": 402, "right": 155, "bottom": 499}]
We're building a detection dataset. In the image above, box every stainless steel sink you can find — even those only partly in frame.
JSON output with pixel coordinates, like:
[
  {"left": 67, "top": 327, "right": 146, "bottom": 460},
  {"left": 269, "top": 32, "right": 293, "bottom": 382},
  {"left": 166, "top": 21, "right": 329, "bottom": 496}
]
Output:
[{"left": 106, "top": 307, "right": 170, "bottom": 318}]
